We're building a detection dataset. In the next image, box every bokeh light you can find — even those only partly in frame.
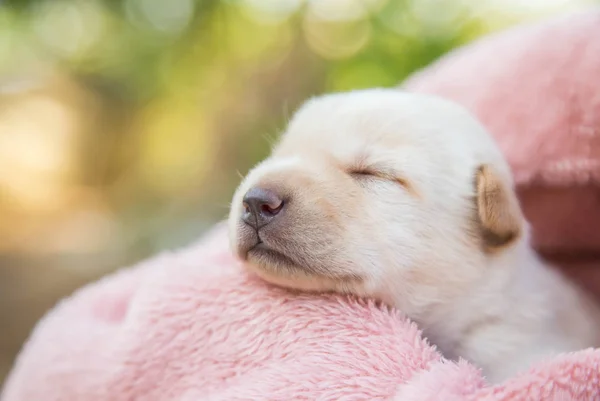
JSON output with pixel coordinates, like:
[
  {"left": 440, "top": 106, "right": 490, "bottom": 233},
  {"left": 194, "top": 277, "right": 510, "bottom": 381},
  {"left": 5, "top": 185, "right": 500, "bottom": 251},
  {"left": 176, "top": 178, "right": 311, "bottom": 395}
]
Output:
[
  {"left": 125, "top": 0, "right": 195, "bottom": 35},
  {"left": 31, "top": 0, "right": 108, "bottom": 59}
]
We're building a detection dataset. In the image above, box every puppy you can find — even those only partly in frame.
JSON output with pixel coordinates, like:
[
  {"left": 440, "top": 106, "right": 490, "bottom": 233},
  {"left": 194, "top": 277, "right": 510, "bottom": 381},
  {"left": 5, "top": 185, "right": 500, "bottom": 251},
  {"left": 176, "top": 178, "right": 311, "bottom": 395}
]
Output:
[{"left": 228, "top": 89, "right": 600, "bottom": 383}]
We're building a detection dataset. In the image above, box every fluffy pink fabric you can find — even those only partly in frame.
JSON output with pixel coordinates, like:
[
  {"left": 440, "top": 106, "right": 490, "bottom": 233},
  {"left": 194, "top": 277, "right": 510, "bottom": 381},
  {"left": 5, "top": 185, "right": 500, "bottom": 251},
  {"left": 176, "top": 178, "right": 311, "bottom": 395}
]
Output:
[
  {"left": 4, "top": 9, "right": 600, "bottom": 401},
  {"left": 403, "top": 8, "right": 600, "bottom": 299},
  {"left": 404, "top": 9, "right": 600, "bottom": 260},
  {"left": 3, "top": 225, "right": 600, "bottom": 401}
]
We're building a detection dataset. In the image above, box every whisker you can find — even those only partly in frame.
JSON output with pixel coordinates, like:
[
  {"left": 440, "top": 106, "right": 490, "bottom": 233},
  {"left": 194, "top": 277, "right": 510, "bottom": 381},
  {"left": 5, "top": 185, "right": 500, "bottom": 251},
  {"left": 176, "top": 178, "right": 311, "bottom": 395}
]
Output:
[
  {"left": 262, "top": 132, "right": 277, "bottom": 146},
  {"left": 216, "top": 202, "right": 232, "bottom": 210}
]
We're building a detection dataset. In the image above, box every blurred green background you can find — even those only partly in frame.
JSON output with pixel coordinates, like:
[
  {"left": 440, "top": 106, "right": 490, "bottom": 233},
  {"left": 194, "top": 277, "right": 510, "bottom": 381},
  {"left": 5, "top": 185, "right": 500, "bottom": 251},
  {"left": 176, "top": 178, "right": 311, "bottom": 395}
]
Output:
[{"left": 0, "top": 0, "right": 596, "bottom": 384}]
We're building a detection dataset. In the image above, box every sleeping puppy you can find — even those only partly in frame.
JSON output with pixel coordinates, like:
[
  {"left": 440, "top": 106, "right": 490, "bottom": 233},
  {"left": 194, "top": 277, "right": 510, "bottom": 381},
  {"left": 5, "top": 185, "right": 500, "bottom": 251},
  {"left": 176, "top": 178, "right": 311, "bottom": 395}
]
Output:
[{"left": 227, "top": 89, "right": 600, "bottom": 383}]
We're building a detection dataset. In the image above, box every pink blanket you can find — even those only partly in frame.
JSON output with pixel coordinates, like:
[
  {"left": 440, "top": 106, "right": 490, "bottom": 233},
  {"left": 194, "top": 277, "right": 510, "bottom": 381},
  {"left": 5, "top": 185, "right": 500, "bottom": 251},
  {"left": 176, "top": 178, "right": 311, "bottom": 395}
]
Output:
[
  {"left": 3, "top": 225, "right": 599, "bottom": 401},
  {"left": 3, "top": 9, "right": 600, "bottom": 401}
]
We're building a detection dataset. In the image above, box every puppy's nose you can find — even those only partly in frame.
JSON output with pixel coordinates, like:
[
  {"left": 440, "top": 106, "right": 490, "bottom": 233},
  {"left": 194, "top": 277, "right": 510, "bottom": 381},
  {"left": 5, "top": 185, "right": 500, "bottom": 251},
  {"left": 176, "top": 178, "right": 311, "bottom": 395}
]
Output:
[{"left": 242, "top": 187, "right": 284, "bottom": 229}]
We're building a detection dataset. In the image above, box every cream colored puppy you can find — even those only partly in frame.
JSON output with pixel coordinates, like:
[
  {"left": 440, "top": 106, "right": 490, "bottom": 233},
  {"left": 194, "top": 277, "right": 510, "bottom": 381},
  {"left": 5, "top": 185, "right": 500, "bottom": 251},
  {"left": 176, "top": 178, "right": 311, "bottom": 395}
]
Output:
[{"left": 228, "top": 89, "right": 600, "bottom": 384}]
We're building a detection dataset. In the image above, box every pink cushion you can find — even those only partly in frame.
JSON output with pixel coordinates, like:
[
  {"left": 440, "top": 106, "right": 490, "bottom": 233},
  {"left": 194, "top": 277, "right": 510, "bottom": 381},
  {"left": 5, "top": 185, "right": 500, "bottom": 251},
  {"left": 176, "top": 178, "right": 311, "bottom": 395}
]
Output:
[{"left": 404, "top": 10, "right": 600, "bottom": 261}]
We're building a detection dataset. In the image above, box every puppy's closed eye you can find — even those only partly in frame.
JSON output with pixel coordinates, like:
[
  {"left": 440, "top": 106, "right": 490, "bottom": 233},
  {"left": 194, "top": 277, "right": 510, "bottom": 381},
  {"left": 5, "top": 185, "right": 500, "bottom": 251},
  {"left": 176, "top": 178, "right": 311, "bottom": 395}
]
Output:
[
  {"left": 350, "top": 166, "right": 390, "bottom": 182},
  {"left": 349, "top": 165, "right": 412, "bottom": 193},
  {"left": 349, "top": 168, "right": 384, "bottom": 179},
  {"left": 348, "top": 159, "right": 393, "bottom": 179}
]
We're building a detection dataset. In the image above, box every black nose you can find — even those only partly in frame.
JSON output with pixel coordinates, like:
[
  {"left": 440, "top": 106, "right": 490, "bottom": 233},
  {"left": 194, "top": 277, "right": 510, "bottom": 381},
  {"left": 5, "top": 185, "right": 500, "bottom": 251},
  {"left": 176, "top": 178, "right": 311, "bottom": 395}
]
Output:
[{"left": 242, "top": 187, "right": 284, "bottom": 229}]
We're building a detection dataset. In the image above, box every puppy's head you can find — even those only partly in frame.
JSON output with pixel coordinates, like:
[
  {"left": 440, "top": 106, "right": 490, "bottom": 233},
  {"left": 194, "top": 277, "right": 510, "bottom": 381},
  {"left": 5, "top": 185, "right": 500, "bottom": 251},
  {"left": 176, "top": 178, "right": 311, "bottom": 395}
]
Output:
[{"left": 229, "top": 89, "right": 523, "bottom": 314}]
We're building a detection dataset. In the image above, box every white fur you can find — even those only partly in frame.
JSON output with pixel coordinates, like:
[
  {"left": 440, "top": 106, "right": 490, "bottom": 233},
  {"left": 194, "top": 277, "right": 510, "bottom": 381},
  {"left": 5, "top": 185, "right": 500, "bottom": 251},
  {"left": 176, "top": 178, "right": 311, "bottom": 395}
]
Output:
[{"left": 229, "top": 89, "right": 600, "bottom": 384}]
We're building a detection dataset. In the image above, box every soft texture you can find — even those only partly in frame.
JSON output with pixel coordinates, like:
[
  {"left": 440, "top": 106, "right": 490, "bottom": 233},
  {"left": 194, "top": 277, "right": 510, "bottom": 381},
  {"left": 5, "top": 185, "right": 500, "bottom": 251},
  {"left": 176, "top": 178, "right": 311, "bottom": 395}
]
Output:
[
  {"left": 4, "top": 8, "right": 600, "bottom": 401},
  {"left": 3, "top": 225, "right": 600, "bottom": 401}
]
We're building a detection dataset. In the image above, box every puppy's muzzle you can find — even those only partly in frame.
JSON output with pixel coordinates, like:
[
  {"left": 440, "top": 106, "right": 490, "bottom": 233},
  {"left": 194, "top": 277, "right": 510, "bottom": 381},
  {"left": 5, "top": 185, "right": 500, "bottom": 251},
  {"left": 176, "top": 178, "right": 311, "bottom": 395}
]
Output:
[{"left": 241, "top": 187, "right": 284, "bottom": 230}]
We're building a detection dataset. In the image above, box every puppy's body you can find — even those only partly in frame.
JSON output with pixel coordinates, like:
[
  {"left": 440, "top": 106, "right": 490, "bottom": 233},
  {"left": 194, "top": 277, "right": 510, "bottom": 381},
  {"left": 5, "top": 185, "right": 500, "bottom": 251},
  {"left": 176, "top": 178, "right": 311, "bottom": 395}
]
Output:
[{"left": 228, "top": 89, "right": 600, "bottom": 383}]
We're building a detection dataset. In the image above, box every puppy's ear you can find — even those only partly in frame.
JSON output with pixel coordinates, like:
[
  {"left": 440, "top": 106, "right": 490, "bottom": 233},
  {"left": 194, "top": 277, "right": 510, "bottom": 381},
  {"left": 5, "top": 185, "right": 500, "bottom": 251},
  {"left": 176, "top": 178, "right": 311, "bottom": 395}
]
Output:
[{"left": 474, "top": 164, "right": 522, "bottom": 251}]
